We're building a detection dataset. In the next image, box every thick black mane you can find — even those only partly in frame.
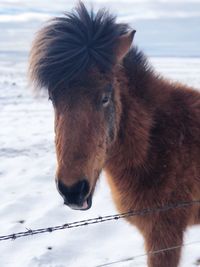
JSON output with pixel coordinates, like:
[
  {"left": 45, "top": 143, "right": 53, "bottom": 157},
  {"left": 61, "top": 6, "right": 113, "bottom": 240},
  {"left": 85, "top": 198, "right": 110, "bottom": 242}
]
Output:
[
  {"left": 123, "top": 47, "right": 154, "bottom": 91},
  {"left": 29, "top": 2, "right": 129, "bottom": 91}
]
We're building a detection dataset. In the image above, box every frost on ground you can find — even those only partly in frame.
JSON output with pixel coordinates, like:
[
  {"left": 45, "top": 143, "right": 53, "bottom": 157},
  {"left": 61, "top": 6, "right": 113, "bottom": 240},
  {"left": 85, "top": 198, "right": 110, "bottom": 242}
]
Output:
[{"left": 0, "top": 57, "right": 200, "bottom": 267}]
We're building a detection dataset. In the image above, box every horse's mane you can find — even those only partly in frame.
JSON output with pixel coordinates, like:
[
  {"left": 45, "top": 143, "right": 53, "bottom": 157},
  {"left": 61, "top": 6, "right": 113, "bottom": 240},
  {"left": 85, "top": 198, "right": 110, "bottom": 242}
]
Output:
[
  {"left": 29, "top": 2, "right": 129, "bottom": 91},
  {"left": 123, "top": 47, "right": 154, "bottom": 95}
]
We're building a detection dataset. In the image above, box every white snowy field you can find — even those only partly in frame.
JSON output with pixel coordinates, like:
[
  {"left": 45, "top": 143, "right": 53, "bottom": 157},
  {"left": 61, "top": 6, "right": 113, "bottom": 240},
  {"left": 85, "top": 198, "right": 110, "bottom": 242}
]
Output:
[{"left": 0, "top": 0, "right": 200, "bottom": 267}]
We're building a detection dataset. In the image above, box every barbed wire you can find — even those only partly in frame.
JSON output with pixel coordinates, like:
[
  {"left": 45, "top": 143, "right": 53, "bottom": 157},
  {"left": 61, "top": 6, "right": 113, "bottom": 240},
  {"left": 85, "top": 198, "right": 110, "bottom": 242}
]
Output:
[
  {"left": 96, "top": 240, "right": 200, "bottom": 266},
  {"left": 0, "top": 199, "right": 200, "bottom": 242}
]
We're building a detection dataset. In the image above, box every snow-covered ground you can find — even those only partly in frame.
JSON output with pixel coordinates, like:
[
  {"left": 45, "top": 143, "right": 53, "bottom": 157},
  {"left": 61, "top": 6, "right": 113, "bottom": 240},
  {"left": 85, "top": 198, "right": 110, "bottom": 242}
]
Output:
[{"left": 0, "top": 1, "right": 200, "bottom": 267}]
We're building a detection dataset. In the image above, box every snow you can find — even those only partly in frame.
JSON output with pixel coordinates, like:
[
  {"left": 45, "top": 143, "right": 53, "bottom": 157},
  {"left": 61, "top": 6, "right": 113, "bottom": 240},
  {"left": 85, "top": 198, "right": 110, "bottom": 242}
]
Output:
[{"left": 0, "top": 1, "right": 200, "bottom": 267}]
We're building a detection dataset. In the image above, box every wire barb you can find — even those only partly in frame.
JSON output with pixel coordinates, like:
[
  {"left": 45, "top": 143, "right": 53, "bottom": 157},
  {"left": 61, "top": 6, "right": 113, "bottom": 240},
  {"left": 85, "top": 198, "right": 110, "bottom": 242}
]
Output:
[{"left": 0, "top": 200, "right": 200, "bottom": 242}]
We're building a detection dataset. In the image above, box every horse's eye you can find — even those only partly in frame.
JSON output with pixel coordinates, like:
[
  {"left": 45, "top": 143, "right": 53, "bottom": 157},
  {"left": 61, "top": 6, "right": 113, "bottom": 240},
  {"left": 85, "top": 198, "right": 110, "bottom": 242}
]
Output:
[{"left": 101, "top": 94, "right": 110, "bottom": 107}]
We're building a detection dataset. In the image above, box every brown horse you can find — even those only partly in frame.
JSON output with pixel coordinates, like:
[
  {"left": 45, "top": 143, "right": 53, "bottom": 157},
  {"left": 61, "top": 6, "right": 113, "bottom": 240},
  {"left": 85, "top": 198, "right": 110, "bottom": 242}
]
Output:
[{"left": 29, "top": 2, "right": 200, "bottom": 267}]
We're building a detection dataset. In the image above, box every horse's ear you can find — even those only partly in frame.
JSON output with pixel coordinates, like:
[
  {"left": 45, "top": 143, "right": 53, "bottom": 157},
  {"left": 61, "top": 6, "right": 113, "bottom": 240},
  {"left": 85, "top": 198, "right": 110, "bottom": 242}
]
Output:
[{"left": 116, "top": 30, "right": 136, "bottom": 62}]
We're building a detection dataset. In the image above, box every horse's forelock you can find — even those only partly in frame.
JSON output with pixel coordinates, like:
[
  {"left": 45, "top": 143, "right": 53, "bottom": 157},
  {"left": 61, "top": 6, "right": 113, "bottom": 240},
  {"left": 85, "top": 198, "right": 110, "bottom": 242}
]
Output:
[{"left": 29, "top": 1, "right": 129, "bottom": 92}]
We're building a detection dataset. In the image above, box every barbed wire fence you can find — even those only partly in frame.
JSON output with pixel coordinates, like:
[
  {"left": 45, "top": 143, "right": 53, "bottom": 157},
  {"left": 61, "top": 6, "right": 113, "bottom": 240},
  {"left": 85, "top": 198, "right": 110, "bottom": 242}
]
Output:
[
  {"left": 1, "top": 199, "right": 200, "bottom": 266},
  {"left": 96, "top": 240, "right": 200, "bottom": 266}
]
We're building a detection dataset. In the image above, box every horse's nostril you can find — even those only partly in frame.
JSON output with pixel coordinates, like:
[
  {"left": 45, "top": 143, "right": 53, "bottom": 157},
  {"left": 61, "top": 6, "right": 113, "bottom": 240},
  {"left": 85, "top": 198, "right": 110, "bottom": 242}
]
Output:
[
  {"left": 57, "top": 180, "right": 68, "bottom": 198},
  {"left": 57, "top": 179, "right": 90, "bottom": 205},
  {"left": 79, "top": 180, "right": 90, "bottom": 196}
]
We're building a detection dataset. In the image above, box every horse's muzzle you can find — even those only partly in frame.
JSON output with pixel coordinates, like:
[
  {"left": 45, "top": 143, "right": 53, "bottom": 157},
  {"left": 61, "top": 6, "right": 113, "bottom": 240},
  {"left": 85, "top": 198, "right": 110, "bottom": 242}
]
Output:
[{"left": 56, "top": 179, "right": 92, "bottom": 210}]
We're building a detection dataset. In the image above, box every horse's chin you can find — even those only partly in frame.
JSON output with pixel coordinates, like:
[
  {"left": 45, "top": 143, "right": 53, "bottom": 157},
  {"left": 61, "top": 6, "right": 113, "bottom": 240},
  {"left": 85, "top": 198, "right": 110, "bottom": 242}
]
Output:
[{"left": 68, "top": 193, "right": 92, "bottom": 211}]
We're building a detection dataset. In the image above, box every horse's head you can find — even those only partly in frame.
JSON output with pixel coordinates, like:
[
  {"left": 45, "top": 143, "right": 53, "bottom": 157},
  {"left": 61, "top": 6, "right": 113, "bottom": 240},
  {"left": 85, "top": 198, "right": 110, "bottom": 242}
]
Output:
[{"left": 29, "top": 2, "right": 134, "bottom": 210}]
